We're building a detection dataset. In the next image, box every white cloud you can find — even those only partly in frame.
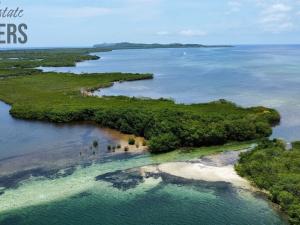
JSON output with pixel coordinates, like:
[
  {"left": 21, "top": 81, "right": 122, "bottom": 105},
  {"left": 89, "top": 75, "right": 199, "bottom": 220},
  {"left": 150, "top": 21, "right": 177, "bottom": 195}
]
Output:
[
  {"left": 261, "top": 13, "right": 289, "bottom": 23},
  {"left": 260, "top": 3, "right": 294, "bottom": 33},
  {"left": 179, "top": 29, "right": 207, "bottom": 37},
  {"left": 263, "top": 3, "right": 291, "bottom": 14}
]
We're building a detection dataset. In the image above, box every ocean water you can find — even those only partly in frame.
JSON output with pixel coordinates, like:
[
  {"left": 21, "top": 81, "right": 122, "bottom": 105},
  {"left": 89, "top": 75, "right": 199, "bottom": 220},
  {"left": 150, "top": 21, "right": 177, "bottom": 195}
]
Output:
[{"left": 43, "top": 45, "right": 300, "bottom": 141}]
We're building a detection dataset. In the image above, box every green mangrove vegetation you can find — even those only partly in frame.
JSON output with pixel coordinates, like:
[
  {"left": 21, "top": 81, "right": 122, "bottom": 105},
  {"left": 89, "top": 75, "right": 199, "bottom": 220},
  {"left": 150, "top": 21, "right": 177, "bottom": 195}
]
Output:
[
  {"left": 0, "top": 47, "right": 280, "bottom": 153},
  {"left": 0, "top": 48, "right": 103, "bottom": 76},
  {"left": 0, "top": 70, "right": 279, "bottom": 153},
  {"left": 236, "top": 140, "right": 300, "bottom": 224}
]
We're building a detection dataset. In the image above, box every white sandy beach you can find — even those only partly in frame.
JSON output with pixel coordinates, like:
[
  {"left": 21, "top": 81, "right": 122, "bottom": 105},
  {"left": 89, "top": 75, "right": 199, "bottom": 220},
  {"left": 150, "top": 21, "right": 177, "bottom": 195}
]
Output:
[{"left": 142, "top": 150, "right": 253, "bottom": 190}]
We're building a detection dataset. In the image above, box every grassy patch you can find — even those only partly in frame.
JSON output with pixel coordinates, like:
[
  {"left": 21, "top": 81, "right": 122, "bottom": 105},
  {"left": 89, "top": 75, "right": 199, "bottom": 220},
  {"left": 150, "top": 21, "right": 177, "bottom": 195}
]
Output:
[{"left": 150, "top": 141, "right": 256, "bottom": 163}]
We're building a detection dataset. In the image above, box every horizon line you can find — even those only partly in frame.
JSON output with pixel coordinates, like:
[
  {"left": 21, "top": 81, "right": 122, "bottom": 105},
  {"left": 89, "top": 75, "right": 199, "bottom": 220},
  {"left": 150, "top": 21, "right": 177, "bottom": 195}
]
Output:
[{"left": 1, "top": 43, "right": 300, "bottom": 50}]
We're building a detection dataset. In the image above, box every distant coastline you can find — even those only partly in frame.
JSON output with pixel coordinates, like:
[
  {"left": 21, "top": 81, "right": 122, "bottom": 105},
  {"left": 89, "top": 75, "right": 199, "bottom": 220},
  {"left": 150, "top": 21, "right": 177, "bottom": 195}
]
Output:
[{"left": 93, "top": 42, "right": 233, "bottom": 50}]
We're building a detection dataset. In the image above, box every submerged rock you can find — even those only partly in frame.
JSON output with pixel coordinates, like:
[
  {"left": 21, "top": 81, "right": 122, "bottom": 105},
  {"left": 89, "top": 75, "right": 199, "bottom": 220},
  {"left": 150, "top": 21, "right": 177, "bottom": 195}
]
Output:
[
  {"left": 0, "top": 167, "right": 76, "bottom": 189},
  {"left": 95, "top": 169, "right": 144, "bottom": 191}
]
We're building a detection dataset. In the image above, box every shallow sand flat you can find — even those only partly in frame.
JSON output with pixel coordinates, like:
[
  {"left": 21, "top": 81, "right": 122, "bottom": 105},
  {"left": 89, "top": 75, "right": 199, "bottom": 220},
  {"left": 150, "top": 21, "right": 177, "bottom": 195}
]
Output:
[
  {"left": 141, "top": 149, "right": 253, "bottom": 190},
  {"left": 0, "top": 148, "right": 254, "bottom": 213},
  {"left": 0, "top": 161, "right": 161, "bottom": 213},
  {"left": 143, "top": 162, "right": 251, "bottom": 189}
]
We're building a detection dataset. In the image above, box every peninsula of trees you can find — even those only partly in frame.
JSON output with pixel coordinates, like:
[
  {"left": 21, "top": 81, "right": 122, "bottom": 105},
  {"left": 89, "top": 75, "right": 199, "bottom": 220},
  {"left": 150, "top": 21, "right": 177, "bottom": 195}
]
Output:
[{"left": 0, "top": 48, "right": 279, "bottom": 153}]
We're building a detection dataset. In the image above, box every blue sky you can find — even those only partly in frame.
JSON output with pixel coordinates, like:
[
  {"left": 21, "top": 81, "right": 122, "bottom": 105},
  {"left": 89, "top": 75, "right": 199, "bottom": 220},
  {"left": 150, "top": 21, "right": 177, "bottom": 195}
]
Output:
[{"left": 3, "top": 0, "right": 300, "bottom": 47}]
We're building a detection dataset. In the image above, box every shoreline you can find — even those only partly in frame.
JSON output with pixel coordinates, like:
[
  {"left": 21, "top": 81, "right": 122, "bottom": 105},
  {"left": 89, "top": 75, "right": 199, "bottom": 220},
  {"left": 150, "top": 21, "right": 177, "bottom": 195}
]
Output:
[{"left": 142, "top": 149, "right": 255, "bottom": 191}]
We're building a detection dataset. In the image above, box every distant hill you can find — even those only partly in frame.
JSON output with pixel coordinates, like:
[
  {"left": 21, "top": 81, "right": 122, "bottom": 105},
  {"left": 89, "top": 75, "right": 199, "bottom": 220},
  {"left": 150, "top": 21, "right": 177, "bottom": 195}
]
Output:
[{"left": 93, "top": 42, "right": 232, "bottom": 50}]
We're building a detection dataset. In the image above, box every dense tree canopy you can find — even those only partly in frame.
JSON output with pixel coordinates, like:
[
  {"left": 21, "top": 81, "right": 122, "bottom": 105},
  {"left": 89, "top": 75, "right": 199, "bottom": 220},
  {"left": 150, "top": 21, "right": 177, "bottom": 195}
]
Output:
[
  {"left": 0, "top": 48, "right": 280, "bottom": 153},
  {"left": 0, "top": 72, "right": 280, "bottom": 153},
  {"left": 236, "top": 140, "right": 300, "bottom": 225}
]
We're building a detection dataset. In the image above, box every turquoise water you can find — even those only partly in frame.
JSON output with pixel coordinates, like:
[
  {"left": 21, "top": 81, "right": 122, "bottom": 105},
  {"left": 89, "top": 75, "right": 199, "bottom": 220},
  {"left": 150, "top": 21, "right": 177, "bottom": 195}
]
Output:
[
  {"left": 0, "top": 154, "right": 288, "bottom": 225},
  {"left": 0, "top": 46, "right": 296, "bottom": 225},
  {"left": 43, "top": 45, "right": 300, "bottom": 141}
]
